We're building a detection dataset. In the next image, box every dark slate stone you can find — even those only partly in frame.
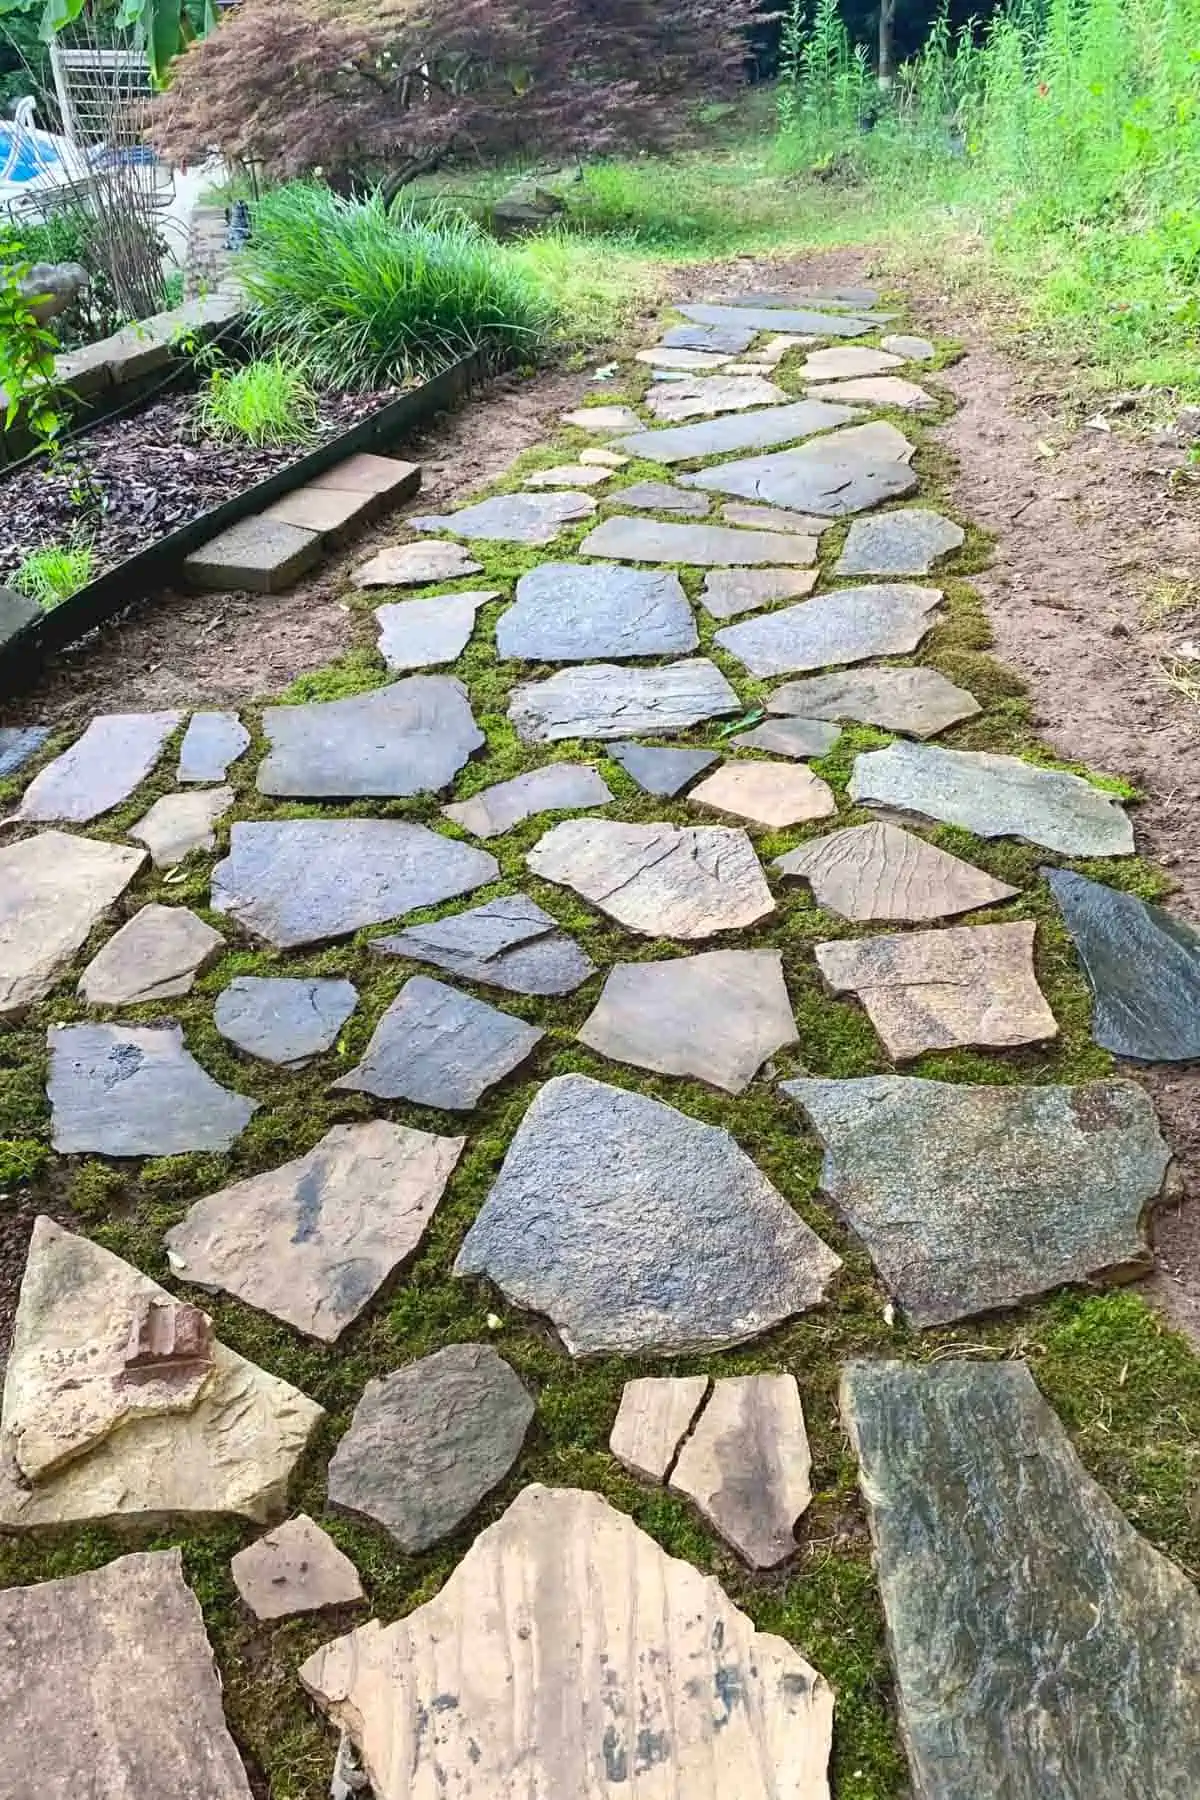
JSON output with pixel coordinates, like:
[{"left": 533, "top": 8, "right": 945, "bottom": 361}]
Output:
[
  {"left": 177, "top": 712, "right": 250, "bottom": 784},
  {"left": 714, "top": 584, "right": 943, "bottom": 678},
  {"left": 835, "top": 508, "right": 964, "bottom": 577},
  {"left": 258, "top": 678, "right": 484, "bottom": 798},
  {"left": 609, "top": 741, "right": 719, "bottom": 797},
  {"left": 729, "top": 717, "right": 841, "bottom": 758},
  {"left": 679, "top": 302, "right": 876, "bottom": 338},
  {"left": 496, "top": 562, "right": 697, "bottom": 662},
  {"left": 614, "top": 398, "right": 860, "bottom": 466},
  {"left": 841, "top": 1357, "right": 1200, "bottom": 1800},
  {"left": 214, "top": 976, "right": 359, "bottom": 1065},
  {"left": 0, "top": 727, "right": 49, "bottom": 778},
  {"left": 0, "top": 587, "right": 40, "bottom": 647},
  {"left": 682, "top": 446, "right": 919, "bottom": 516},
  {"left": 328, "top": 1344, "right": 534, "bottom": 1552},
  {"left": 443, "top": 763, "right": 614, "bottom": 838},
  {"left": 372, "top": 894, "right": 596, "bottom": 996},
  {"left": 1045, "top": 867, "right": 1200, "bottom": 1061},
  {"left": 409, "top": 492, "right": 596, "bottom": 545},
  {"left": 609, "top": 481, "right": 711, "bottom": 516},
  {"left": 726, "top": 285, "right": 880, "bottom": 309},
  {"left": 509, "top": 659, "right": 741, "bottom": 742},
  {"left": 15, "top": 711, "right": 183, "bottom": 824},
  {"left": 661, "top": 322, "right": 756, "bottom": 353},
  {"left": 332, "top": 975, "right": 544, "bottom": 1108},
  {"left": 48, "top": 1022, "right": 258, "bottom": 1156}
]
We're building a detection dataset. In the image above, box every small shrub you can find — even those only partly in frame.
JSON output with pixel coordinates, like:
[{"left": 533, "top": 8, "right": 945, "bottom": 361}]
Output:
[
  {"left": 0, "top": 1138, "right": 49, "bottom": 1189},
  {"left": 194, "top": 354, "right": 318, "bottom": 447},
  {"left": 12, "top": 542, "right": 94, "bottom": 608}
]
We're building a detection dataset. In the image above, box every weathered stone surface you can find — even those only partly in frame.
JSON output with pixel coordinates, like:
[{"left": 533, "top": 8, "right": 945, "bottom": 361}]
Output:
[
  {"left": 701, "top": 566, "right": 818, "bottom": 618},
  {"left": 801, "top": 346, "right": 904, "bottom": 379},
  {"left": 444, "top": 762, "right": 614, "bottom": 838},
  {"left": 610, "top": 1376, "right": 710, "bottom": 1480},
  {"left": 681, "top": 423, "right": 920, "bottom": 514},
  {"left": 879, "top": 332, "right": 935, "bottom": 360},
  {"left": 48, "top": 1022, "right": 258, "bottom": 1156},
  {"left": 727, "top": 284, "right": 880, "bottom": 309},
  {"left": 716, "top": 583, "right": 943, "bottom": 678},
  {"left": 528, "top": 818, "right": 774, "bottom": 937},
  {"left": 836, "top": 508, "right": 964, "bottom": 576},
  {"left": 670, "top": 1375, "right": 811, "bottom": 1567},
  {"left": 375, "top": 590, "right": 497, "bottom": 671},
  {"left": 131, "top": 785, "right": 234, "bottom": 867},
  {"left": 79, "top": 904, "right": 223, "bottom": 1006},
  {"left": 178, "top": 711, "right": 249, "bottom": 783},
  {"left": 510, "top": 658, "right": 740, "bottom": 742},
  {"left": 690, "top": 761, "right": 836, "bottom": 829},
  {"left": 0, "top": 724, "right": 48, "bottom": 777},
  {"left": 775, "top": 821, "right": 1018, "bottom": 921},
  {"left": 680, "top": 301, "right": 876, "bottom": 337},
  {"left": 165, "top": 1121, "right": 463, "bottom": 1342},
  {"left": 842, "top": 1356, "right": 1200, "bottom": 1800},
  {"left": 609, "top": 740, "right": 719, "bottom": 795},
  {"left": 0, "top": 1548, "right": 254, "bottom": 1796},
  {"left": 769, "top": 666, "right": 981, "bottom": 737},
  {"left": 636, "top": 346, "right": 735, "bottom": 371},
  {"left": 214, "top": 975, "right": 358, "bottom": 1064},
  {"left": 309, "top": 451, "right": 421, "bottom": 501},
  {"left": 579, "top": 948, "right": 798, "bottom": 1093},
  {"left": 606, "top": 479, "right": 711, "bottom": 515},
  {"left": 850, "top": 742, "right": 1136, "bottom": 857},
  {"left": 579, "top": 446, "right": 628, "bottom": 467},
  {"left": 723, "top": 502, "right": 833, "bottom": 534},
  {"left": 372, "top": 894, "right": 595, "bottom": 996},
  {"left": 524, "top": 461, "right": 612, "bottom": 488},
  {"left": 497, "top": 561, "right": 697, "bottom": 660},
  {"left": 327, "top": 1344, "right": 533, "bottom": 1551},
  {"left": 184, "top": 517, "right": 321, "bottom": 593},
  {"left": 0, "top": 831, "right": 145, "bottom": 1016},
  {"left": 645, "top": 375, "right": 788, "bottom": 420},
  {"left": 231, "top": 1514, "right": 363, "bottom": 1621},
  {"left": 261, "top": 481, "right": 376, "bottom": 542},
  {"left": 0, "top": 1218, "right": 322, "bottom": 1527},
  {"left": 410, "top": 492, "right": 596, "bottom": 545},
  {"left": 806, "top": 376, "right": 935, "bottom": 410},
  {"left": 731, "top": 716, "right": 841, "bottom": 758},
  {"left": 614, "top": 397, "right": 860, "bottom": 465},
  {"left": 661, "top": 321, "right": 756, "bottom": 352},
  {"left": 332, "top": 976, "right": 543, "bottom": 1108},
  {"left": 456, "top": 1074, "right": 841, "bottom": 1353},
  {"left": 15, "top": 710, "right": 182, "bottom": 823},
  {"left": 301, "top": 1484, "right": 834, "bottom": 1796},
  {"left": 352, "top": 541, "right": 483, "bottom": 587},
  {"left": 560, "top": 404, "right": 642, "bottom": 432},
  {"left": 782, "top": 1075, "right": 1170, "bottom": 1325},
  {"left": 581, "top": 515, "right": 824, "bottom": 568},
  {"left": 258, "top": 678, "right": 484, "bottom": 799},
  {"left": 757, "top": 332, "right": 822, "bottom": 363},
  {"left": 0, "top": 585, "right": 40, "bottom": 646}
]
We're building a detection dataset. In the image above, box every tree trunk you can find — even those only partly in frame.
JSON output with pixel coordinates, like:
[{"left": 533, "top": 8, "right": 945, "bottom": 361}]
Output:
[
  {"left": 878, "top": 0, "right": 896, "bottom": 88},
  {"left": 379, "top": 150, "right": 447, "bottom": 207}
]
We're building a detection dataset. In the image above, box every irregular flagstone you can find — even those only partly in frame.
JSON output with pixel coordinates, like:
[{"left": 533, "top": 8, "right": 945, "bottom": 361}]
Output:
[
  {"left": 815, "top": 920, "right": 1058, "bottom": 1059},
  {"left": 728, "top": 284, "right": 880, "bottom": 309},
  {"left": 300, "top": 1484, "right": 835, "bottom": 1797},
  {"left": 606, "top": 479, "right": 711, "bottom": 515},
  {"left": 0, "top": 1217, "right": 322, "bottom": 1527},
  {"left": 327, "top": 1344, "right": 534, "bottom": 1552},
  {"left": 701, "top": 566, "right": 819, "bottom": 619},
  {"left": 579, "top": 948, "right": 798, "bottom": 1093},
  {"left": 835, "top": 508, "right": 964, "bottom": 576},
  {"left": 1045, "top": 866, "right": 1200, "bottom": 1061},
  {"left": 730, "top": 716, "right": 841, "bottom": 757},
  {"left": 0, "top": 724, "right": 49, "bottom": 777},
  {"left": 689, "top": 761, "right": 837, "bottom": 829},
  {"left": 131, "top": 785, "right": 234, "bottom": 867},
  {"left": 528, "top": 818, "right": 774, "bottom": 937},
  {"left": 79, "top": 904, "right": 223, "bottom": 1006},
  {"left": 164, "top": 1121, "right": 464, "bottom": 1342},
  {"left": 850, "top": 742, "right": 1136, "bottom": 857},
  {"left": 680, "top": 300, "right": 877, "bottom": 337},
  {"left": 578, "top": 446, "right": 629, "bottom": 468},
  {"left": 880, "top": 332, "right": 935, "bottom": 360},
  {"left": 841, "top": 1357, "right": 1200, "bottom": 1800},
  {"left": 371, "top": 894, "right": 595, "bottom": 996},
  {"left": 0, "top": 1548, "right": 254, "bottom": 1797},
  {"left": 636, "top": 346, "right": 735, "bottom": 371},
  {"left": 561, "top": 404, "right": 642, "bottom": 432},
  {"left": 757, "top": 332, "right": 822, "bottom": 363},
  {"left": 0, "top": 831, "right": 145, "bottom": 1016},
  {"left": 715, "top": 583, "right": 943, "bottom": 678},
  {"left": 613, "top": 397, "right": 860, "bottom": 465},
  {"left": 682, "top": 438, "right": 920, "bottom": 516},
  {"left": 608, "top": 739, "right": 719, "bottom": 796},
  {"left": 769, "top": 666, "right": 981, "bottom": 737},
  {"left": 410, "top": 491, "right": 597, "bottom": 546},
  {"left": 231, "top": 1514, "right": 363, "bottom": 1621},
  {"left": 258, "top": 677, "right": 484, "bottom": 799},
  {"left": 781, "top": 1075, "right": 1171, "bottom": 1326},
  {"left": 15, "top": 710, "right": 182, "bottom": 823},
  {"left": 801, "top": 346, "right": 904, "bottom": 379},
  {"left": 509, "top": 658, "right": 740, "bottom": 742},
  {"left": 661, "top": 321, "right": 757, "bottom": 352},
  {"left": 443, "top": 762, "right": 614, "bottom": 838},
  {"left": 496, "top": 561, "right": 697, "bottom": 661},
  {"left": 455, "top": 1074, "right": 841, "bottom": 1354},
  {"left": 723, "top": 502, "right": 834, "bottom": 534},
  {"left": 352, "top": 541, "right": 482, "bottom": 587},
  {"left": 610, "top": 1375, "right": 710, "bottom": 1480},
  {"left": 178, "top": 711, "right": 250, "bottom": 783},
  {"left": 215, "top": 975, "right": 358, "bottom": 1065},
  {"left": 775, "top": 822, "right": 1018, "bottom": 921},
  {"left": 581, "top": 515, "right": 823, "bottom": 568},
  {"left": 375, "top": 590, "right": 498, "bottom": 672},
  {"left": 48, "top": 1022, "right": 258, "bottom": 1156},
  {"left": 670, "top": 1375, "right": 812, "bottom": 1568},
  {"left": 524, "top": 462, "right": 612, "bottom": 487},
  {"left": 331, "top": 975, "right": 543, "bottom": 1108},
  {"left": 644, "top": 375, "right": 788, "bottom": 420},
  {"left": 805, "top": 375, "right": 935, "bottom": 410}
]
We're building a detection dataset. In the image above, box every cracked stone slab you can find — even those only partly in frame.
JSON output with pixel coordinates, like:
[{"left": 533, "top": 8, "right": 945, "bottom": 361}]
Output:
[
  {"left": 332, "top": 975, "right": 543, "bottom": 1108},
  {"left": 701, "top": 566, "right": 818, "bottom": 619},
  {"left": 731, "top": 716, "right": 841, "bottom": 757},
  {"left": 680, "top": 422, "right": 919, "bottom": 515},
  {"left": 605, "top": 479, "right": 711, "bottom": 515},
  {"left": 775, "top": 822, "right": 1018, "bottom": 921},
  {"left": 0, "top": 725, "right": 48, "bottom": 777},
  {"left": 178, "top": 712, "right": 249, "bottom": 783},
  {"left": 410, "top": 491, "right": 597, "bottom": 545},
  {"left": 528, "top": 818, "right": 774, "bottom": 937},
  {"left": 231, "top": 1515, "right": 363, "bottom": 1621},
  {"left": 723, "top": 502, "right": 834, "bottom": 534},
  {"left": 524, "top": 461, "right": 613, "bottom": 487},
  {"left": 165, "top": 1121, "right": 464, "bottom": 1342},
  {"left": 836, "top": 508, "right": 964, "bottom": 576},
  {"left": 716, "top": 583, "right": 943, "bottom": 677},
  {"left": 645, "top": 375, "right": 788, "bottom": 420},
  {"left": 497, "top": 561, "right": 697, "bottom": 661},
  {"left": 131, "top": 785, "right": 234, "bottom": 867},
  {"left": 769, "top": 666, "right": 981, "bottom": 737},
  {"left": 805, "top": 376, "right": 935, "bottom": 410},
  {"left": 351, "top": 541, "right": 482, "bottom": 587},
  {"left": 258, "top": 677, "right": 484, "bottom": 799},
  {"left": 0, "top": 1217, "right": 322, "bottom": 1528},
  {"left": 48, "top": 1022, "right": 258, "bottom": 1156},
  {"left": 661, "top": 321, "right": 757, "bottom": 353},
  {"left": 509, "top": 658, "right": 740, "bottom": 742},
  {"left": 614, "top": 397, "right": 860, "bottom": 465},
  {"left": 850, "top": 742, "right": 1136, "bottom": 856},
  {"left": 372, "top": 894, "right": 595, "bottom": 996},
  {"left": 670, "top": 1375, "right": 812, "bottom": 1568},
  {"left": 581, "top": 515, "right": 825, "bottom": 568},
  {"left": 610, "top": 1375, "right": 710, "bottom": 1480},
  {"left": 444, "top": 762, "right": 614, "bottom": 838},
  {"left": 636, "top": 346, "right": 735, "bottom": 371},
  {"left": 689, "top": 761, "right": 836, "bottom": 829},
  {"left": 79, "top": 904, "right": 223, "bottom": 1006},
  {"left": 15, "top": 710, "right": 182, "bottom": 823},
  {"left": 375, "top": 590, "right": 498, "bottom": 671},
  {"left": 880, "top": 332, "right": 935, "bottom": 360},
  {"left": 609, "top": 740, "right": 719, "bottom": 796},
  {"left": 456, "top": 1074, "right": 841, "bottom": 1353},
  {"left": 560, "top": 404, "right": 642, "bottom": 432},
  {"left": 214, "top": 976, "right": 358, "bottom": 1064},
  {"left": 801, "top": 346, "right": 904, "bottom": 379},
  {"left": 327, "top": 1344, "right": 533, "bottom": 1552},
  {"left": 579, "top": 948, "right": 798, "bottom": 1093},
  {"left": 841, "top": 1357, "right": 1200, "bottom": 1800},
  {"left": 680, "top": 301, "right": 878, "bottom": 337},
  {"left": 1, "top": 831, "right": 145, "bottom": 1017},
  {"left": 815, "top": 919, "right": 1058, "bottom": 1059},
  {"left": 781, "top": 1075, "right": 1171, "bottom": 1326}
]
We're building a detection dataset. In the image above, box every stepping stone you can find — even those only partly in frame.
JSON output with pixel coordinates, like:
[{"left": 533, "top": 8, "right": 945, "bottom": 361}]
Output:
[
  {"left": 528, "top": 818, "right": 774, "bottom": 937},
  {"left": 524, "top": 462, "right": 612, "bottom": 488},
  {"left": 327, "top": 1343, "right": 533, "bottom": 1552},
  {"left": 579, "top": 948, "right": 798, "bottom": 1093},
  {"left": 0, "top": 1217, "right": 321, "bottom": 1527},
  {"left": 560, "top": 404, "right": 642, "bottom": 432},
  {"left": 723, "top": 502, "right": 833, "bottom": 534},
  {"left": 581, "top": 516, "right": 823, "bottom": 567},
  {"left": 781, "top": 1074, "right": 1170, "bottom": 1326},
  {"left": 815, "top": 919, "right": 1058, "bottom": 1059},
  {"left": 372, "top": 894, "right": 595, "bottom": 996},
  {"left": 701, "top": 418, "right": 916, "bottom": 468},
  {"left": 610, "top": 1375, "right": 710, "bottom": 1479},
  {"left": 679, "top": 301, "right": 876, "bottom": 337},
  {"left": 606, "top": 479, "right": 710, "bottom": 515},
  {"left": 841, "top": 1357, "right": 1200, "bottom": 1800},
  {"left": 701, "top": 566, "right": 818, "bottom": 619},
  {"left": 0, "top": 1549, "right": 254, "bottom": 1795},
  {"left": 730, "top": 716, "right": 841, "bottom": 757},
  {"left": 48, "top": 1022, "right": 258, "bottom": 1156},
  {"left": 456, "top": 1074, "right": 841, "bottom": 1353},
  {"left": 769, "top": 666, "right": 981, "bottom": 737},
  {"left": 609, "top": 740, "right": 719, "bottom": 796},
  {"left": 1045, "top": 866, "right": 1200, "bottom": 1061},
  {"left": 661, "top": 321, "right": 756, "bottom": 352},
  {"left": 836, "top": 508, "right": 964, "bottom": 576},
  {"left": 681, "top": 430, "right": 920, "bottom": 516},
  {"left": 164, "top": 1121, "right": 464, "bottom": 1342},
  {"left": 259, "top": 677, "right": 483, "bottom": 799},
  {"left": 0, "top": 832, "right": 145, "bottom": 1017},
  {"left": 497, "top": 562, "right": 697, "bottom": 660},
  {"left": 184, "top": 516, "right": 321, "bottom": 593},
  {"left": 0, "top": 725, "right": 48, "bottom": 778},
  {"left": 636, "top": 347, "right": 735, "bottom": 371},
  {"left": 178, "top": 711, "right": 249, "bottom": 783},
  {"left": 757, "top": 332, "right": 822, "bottom": 363},
  {"left": 410, "top": 491, "right": 596, "bottom": 546},
  {"left": 801, "top": 346, "right": 904, "bottom": 379},
  {"left": 375, "top": 589, "right": 498, "bottom": 671},
  {"left": 444, "top": 762, "right": 614, "bottom": 838},
  {"left": 645, "top": 375, "right": 788, "bottom": 421},
  {"left": 850, "top": 742, "right": 1136, "bottom": 857},
  {"left": 716, "top": 583, "right": 943, "bottom": 678},
  {"left": 728, "top": 284, "right": 880, "bottom": 309},
  {"left": 690, "top": 761, "right": 836, "bottom": 829},
  {"left": 14, "top": 710, "right": 182, "bottom": 823},
  {"left": 308, "top": 450, "right": 421, "bottom": 502},
  {"left": 214, "top": 975, "right": 358, "bottom": 1064},
  {"left": 130, "top": 785, "right": 234, "bottom": 867},
  {"left": 301, "top": 1484, "right": 834, "bottom": 1797},
  {"left": 670, "top": 1374, "right": 812, "bottom": 1568},
  {"left": 331, "top": 975, "right": 543, "bottom": 1108},
  {"left": 78, "top": 904, "right": 223, "bottom": 1007},
  {"left": 775, "top": 822, "right": 1018, "bottom": 921},
  {"left": 806, "top": 375, "right": 935, "bottom": 411},
  {"left": 578, "top": 446, "right": 628, "bottom": 467},
  {"left": 231, "top": 1514, "right": 363, "bottom": 1621},
  {"left": 614, "top": 397, "right": 860, "bottom": 464},
  {"left": 880, "top": 332, "right": 935, "bottom": 360},
  {"left": 352, "top": 541, "right": 482, "bottom": 587},
  {"left": 509, "top": 658, "right": 740, "bottom": 742}
]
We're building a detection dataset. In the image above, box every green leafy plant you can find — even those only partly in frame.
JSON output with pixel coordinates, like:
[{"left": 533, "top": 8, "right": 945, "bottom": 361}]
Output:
[
  {"left": 0, "top": 0, "right": 214, "bottom": 86},
  {"left": 0, "top": 258, "right": 66, "bottom": 450},
  {"left": 12, "top": 541, "right": 94, "bottom": 608},
  {"left": 193, "top": 354, "right": 318, "bottom": 447}
]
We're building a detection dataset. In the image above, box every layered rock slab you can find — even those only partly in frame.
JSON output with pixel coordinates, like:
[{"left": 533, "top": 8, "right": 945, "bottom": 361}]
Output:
[
  {"left": 331, "top": 975, "right": 543, "bottom": 1108},
  {"left": 701, "top": 566, "right": 818, "bottom": 619},
  {"left": 48, "top": 1022, "right": 258, "bottom": 1156},
  {"left": 715, "top": 584, "right": 943, "bottom": 677},
  {"left": 688, "top": 760, "right": 836, "bottom": 829},
  {"left": 509, "top": 658, "right": 740, "bottom": 742},
  {"left": 0, "top": 724, "right": 48, "bottom": 777},
  {"left": 214, "top": 975, "right": 358, "bottom": 1065},
  {"left": 801, "top": 346, "right": 904, "bottom": 379},
  {"left": 231, "top": 1514, "right": 363, "bottom": 1621},
  {"left": 257, "top": 678, "right": 484, "bottom": 798},
  {"left": 371, "top": 894, "right": 595, "bottom": 995},
  {"left": 835, "top": 508, "right": 965, "bottom": 576},
  {"left": 661, "top": 321, "right": 757, "bottom": 352},
  {"left": 528, "top": 818, "right": 774, "bottom": 937},
  {"left": 644, "top": 374, "right": 788, "bottom": 420},
  {"left": 375, "top": 589, "right": 498, "bottom": 671},
  {"left": 604, "top": 478, "right": 710, "bottom": 515},
  {"left": 671, "top": 1374, "right": 812, "bottom": 1568},
  {"left": 410, "top": 491, "right": 596, "bottom": 545},
  {"left": 610, "top": 1375, "right": 710, "bottom": 1480},
  {"left": 580, "top": 515, "right": 823, "bottom": 568},
  {"left": 731, "top": 716, "right": 841, "bottom": 757},
  {"left": 680, "top": 299, "right": 877, "bottom": 337},
  {"left": 807, "top": 375, "right": 934, "bottom": 410},
  {"left": 15, "top": 710, "right": 182, "bottom": 823},
  {"left": 78, "top": 904, "right": 223, "bottom": 1006},
  {"left": 608, "top": 740, "right": 719, "bottom": 795},
  {"left": 0, "top": 831, "right": 145, "bottom": 1016},
  {"left": 768, "top": 666, "right": 980, "bottom": 737},
  {"left": 352, "top": 541, "right": 482, "bottom": 587},
  {"left": 524, "top": 461, "right": 612, "bottom": 487},
  {"left": 680, "top": 423, "right": 919, "bottom": 516},
  {"left": 560, "top": 404, "right": 641, "bottom": 432},
  {"left": 178, "top": 710, "right": 250, "bottom": 782},
  {"left": 131, "top": 786, "right": 234, "bottom": 866},
  {"left": 614, "top": 397, "right": 860, "bottom": 465},
  {"left": 775, "top": 822, "right": 1018, "bottom": 921},
  {"left": 444, "top": 761, "right": 614, "bottom": 838},
  {"left": 496, "top": 561, "right": 697, "bottom": 660}
]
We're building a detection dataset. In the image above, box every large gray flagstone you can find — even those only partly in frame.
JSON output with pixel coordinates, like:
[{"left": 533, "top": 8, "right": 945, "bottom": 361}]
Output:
[
  {"left": 850, "top": 742, "right": 1136, "bottom": 857},
  {"left": 375, "top": 589, "right": 498, "bottom": 671},
  {"left": 775, "top": 821, "right": 1018, "bottom": 921},
  {"left": 131, "top": 786, "right": 234, "bottom": 867},
  {"left": 528, "top": 818, "right": 774, "bottom": 937},
  {"left": 608, "top": 740, "right": 719, "bottom": 795},
  {"left": 509, "top": 658, "right": 741, "bottom": 742},
  {"left": 636, "top": 347, "right": 733, "bottom": 372},
  {"left": 178, "top": 711, "right": 250, "bottom": 783},
  {"left": 701, "top": 567, "right": 818, "bottom": 619},
  {"left": 456, "top": 1074, "right": 841, "bottom": 1354},
  {"left": 841, "top": 1357, "right": 1200, "bottom": 1800},
  {"left": 880, "top": 332, "right": 935, "bottom": 360},
  {"left": 661, "top": 321, "right": 757, "bottom": 353},
  {"left": 680, "top": 302, "right": 876, "bottom": 337},
  {"left": 604, "top": 479, "right": 710, "bottom": 515},
  {"left": 670, "top": 1374, "right": 812, "bottom": 1568},
  {"left": 410, "top": 491, "right": 597, "bottom": 545},
  {"left": 727, "top": 284, "right": 881, "bottom": 309},
  {"left": 444, "top": 762, "right": 614, "bottom": 838},
  {"left": 645, "top": 375, "right": 788, "bottom": 420},
  {"left": 496, "top": 562, "right": 697, "bottom": 661},
  {"left": 680, "top": 426, "right": 920, "bottom": 515},
  {"left": 716, "top": 583, "right": 943, "bottom": 678},
  {"left": 801, "top": 346, "right": 904, "bottom": 379},
  {"left": 15, "top": 710, "right": 182, "bottom": 823},
  {"left": 613, "top": 397, "right": 860, "bottom": 465},
  {"left": 0, "top": 725, "right": 49, "bottom": 778},
  {"left": 258, "top": 677, "right": 484, "bottom": 798},
  {"left": 781, "top": 1074, "right": 1170, "bottom": 1326},
  {"left": 580, "top": 516, "right": 824, "bottom": 568},
  {"left": 78, "top": 904, "right": 223, "bottom": 1006},
  {"left": 372, "top": 893, "right": 595, "bottom": 995},
  {"left": 332, "top": 975, "right": 543, "bottom": 1108},
  {"left": 48, "top": 1022, "right": 258, "bottom": 1156},
  {"left": 231, "top": 1514, "right": 363, "bottom": 1621},
  {"left": 723, "top": 502, "right": 834, "bottom": 534},
  {"left": 769, "top": 666, "right": 981, "bottom": 737},
  {"left": 0, "top": 831, "right": 145, "bottom": 1017},
  {"left": 214, "top": 975, "right": 358, "bottom": 1065},
  {"left": 836, "top": 508, "right": 964, "bottom": 576}
]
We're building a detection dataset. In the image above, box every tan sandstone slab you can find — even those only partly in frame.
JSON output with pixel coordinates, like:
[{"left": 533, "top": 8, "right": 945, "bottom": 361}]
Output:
[
  {"left": 231, "top": 1514, "right": 364, "bottom": 1621},
  {"left": 78, "top": 903, "right": 223, "bottom": 1006},
  {"left": 670, "top": 1375, "right": 813, "bottom": 1568},
  {"left": 0, "top": 831, "right": 145, "bottom": 1017},
  {"left": 768, "top": 667, "right": 981, "bottom": 738},
  {"left": 775, "top": 821, "right": 1018, "bottom": 922},
  {"left": 689, "top": 761, "right": 836, "bottom": 829},
  {"left": 527, "top": 818, "right": 775, "bottom": 937},
  {"left": 610, "top": 1376, "right": 710, "bottom": 1480},
  {"left": 524, "top": 462, "right": 612, "bottom": 488},
  {"left": 723, "top": 503, "right": 834, "bottom": 535},
  {"left": 579, "top": 447, "right": 628, "bottom": 468},
  {"left": 561, "top": 405, "right": 642, "bottom": 433},
  {"left": 636, "top": 346, "right": 734, "bottom": 370},
  {"left": 131, "top": 785, "right": 234, "bottom": 867},
  {"left": 351, "top": 541, "right": 483, "bottom": 587},
  {"left": 701, "top": 566, "right": 818, "bottom": 619},
  {"left": 800, "top": 346, "right": 904, "bottom": 379},
  {"left": 803, "top": 375, "right": 935, "bottom": 411}
]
